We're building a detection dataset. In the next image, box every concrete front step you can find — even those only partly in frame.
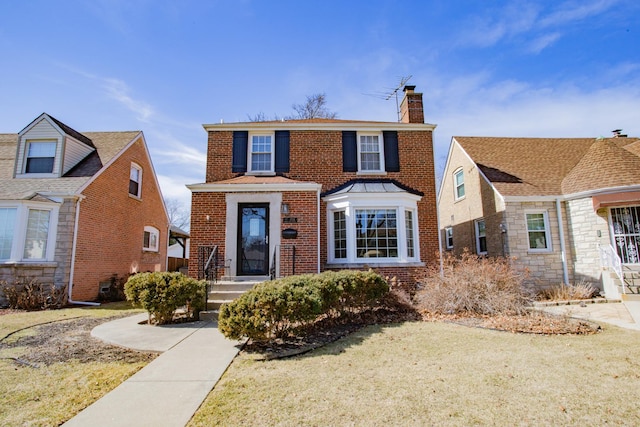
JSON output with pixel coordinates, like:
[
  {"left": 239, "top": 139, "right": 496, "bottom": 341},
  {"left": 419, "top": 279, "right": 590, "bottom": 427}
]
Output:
[{"left": 205, "top": 278, "right": 265, "bottom": 311}]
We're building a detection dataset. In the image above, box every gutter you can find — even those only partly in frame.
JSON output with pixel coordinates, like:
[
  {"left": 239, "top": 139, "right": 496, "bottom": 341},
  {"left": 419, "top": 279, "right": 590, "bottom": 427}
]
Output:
[
  {"left": 67, "top": 196, "right": 100, "bottom": 306},
  {"left": 556, "top": 198, "right": 570, "bottom": 285},
  {"left": 317, "top": 187, "right": 321, "bottom": 273}
]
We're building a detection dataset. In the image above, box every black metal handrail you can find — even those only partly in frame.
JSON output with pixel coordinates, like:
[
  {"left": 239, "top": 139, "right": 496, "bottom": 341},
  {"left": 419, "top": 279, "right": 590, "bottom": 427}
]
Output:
[{"left": 198, "top": 245, "right": 218, "bottom": 281}]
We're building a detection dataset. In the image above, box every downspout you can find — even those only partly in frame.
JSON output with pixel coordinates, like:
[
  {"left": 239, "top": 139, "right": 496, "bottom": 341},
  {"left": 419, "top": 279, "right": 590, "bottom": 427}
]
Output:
[
  {"left": 556, "top": 198, "right": 570, "bottom": 284},
  {"left": 68, "top": 197, "right": 100, "bottom": 306},
  {"left": 317, "top": 187, "right": 321, "bottom": 273}
]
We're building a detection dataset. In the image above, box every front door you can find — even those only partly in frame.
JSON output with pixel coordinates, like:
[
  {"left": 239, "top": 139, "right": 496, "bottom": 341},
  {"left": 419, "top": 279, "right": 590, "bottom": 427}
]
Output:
[
  {"left": 237, "top": 204, "right": 269, "bottom": 275},
  {"left": 611, "top": 206, "right": 640, "bottom": 264}
]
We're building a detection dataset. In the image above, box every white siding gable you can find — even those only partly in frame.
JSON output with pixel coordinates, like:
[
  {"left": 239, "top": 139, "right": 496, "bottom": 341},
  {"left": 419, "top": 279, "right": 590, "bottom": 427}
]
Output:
[
  {"left": 15, "top": 118, "right": 64, "bottom": 178},
  {"left": 15, "top": 115, "right": 95, "bottom": 178},
  {"left": 62, "top": 136, "right": 94, "bottom": 174}
]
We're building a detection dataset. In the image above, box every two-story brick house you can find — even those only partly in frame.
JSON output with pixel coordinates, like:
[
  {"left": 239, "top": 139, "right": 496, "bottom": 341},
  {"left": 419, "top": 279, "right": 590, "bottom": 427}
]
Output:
[
  {"left": 188, "top": 86, "right": 438, "bottom": 284},
  {"left": 0, "top": 113, "right": 169, "bottom": 304}
]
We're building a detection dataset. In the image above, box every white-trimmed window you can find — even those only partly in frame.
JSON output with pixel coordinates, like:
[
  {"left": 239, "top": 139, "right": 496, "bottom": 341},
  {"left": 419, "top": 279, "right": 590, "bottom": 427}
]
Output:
[
  {"left": 454, "top": 168, "right": 465, "bottom": 200},
  {"left": 475, "top": 219, "right": 487, "bottom": 255},
  {"left": 249, "top": 133, "right": 274, "bottom": 173},
  {"left": 143, "top": 226, "right": 159, "bottom": 252},
  {"left": 25, "top": 141, "right": 56, "bottom": 174},
  {"left": 0, "top": 203, "right": 58, "bottom": 262},
  {"left": 445, "top": 227, "right": 453, "bottom": 250},
  {"left": 129, "top": 163, "right": 142, "bottom": 198},
  {"left": 326, "top": 193, "right": 420, "bottom": 264},
  {"left": 525, "top": 211, "right": 551, "bottom": 252},
  {"left": 357, "top": 133, "right": 385, "bottom": 173}
]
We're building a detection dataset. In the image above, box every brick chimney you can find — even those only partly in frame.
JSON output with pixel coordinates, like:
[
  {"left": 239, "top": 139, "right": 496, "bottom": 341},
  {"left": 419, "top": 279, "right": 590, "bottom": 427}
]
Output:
[{"left": 399, "top": 85, "right": 424, "bottom": 123}]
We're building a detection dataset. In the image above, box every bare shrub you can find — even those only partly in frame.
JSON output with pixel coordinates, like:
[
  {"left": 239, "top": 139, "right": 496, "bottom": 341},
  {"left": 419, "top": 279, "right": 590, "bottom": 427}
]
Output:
[
  {"left": 1, "top": 278, "right": 68, "bottom": 310},
  {"left": 537, "top": 281, "right": 599, "bottom": 301},
  {"left": 415, "top": 251, "right": 532, "bottom": 316}
]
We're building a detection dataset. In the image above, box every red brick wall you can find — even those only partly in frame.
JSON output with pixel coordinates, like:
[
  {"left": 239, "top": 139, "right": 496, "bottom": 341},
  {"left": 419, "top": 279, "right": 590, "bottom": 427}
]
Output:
[
  {"left": 73, "top": 136, "right": 168, "bottom": 301},
  {"left": 196, "top": 127, "right": 438, "bottom": 281},
  {"left": 188, "top": 192, "right": 227, "bottom": 278},
  {"left": 281, "top": 192, "right": 318, "bottom": 275}
]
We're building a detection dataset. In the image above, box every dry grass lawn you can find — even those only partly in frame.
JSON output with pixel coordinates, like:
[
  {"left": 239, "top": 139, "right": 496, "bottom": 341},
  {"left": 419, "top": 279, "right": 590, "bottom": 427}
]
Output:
[
  {"left": 0, "top": 302, "right": 149, "bottom": 427},
  {"left": 190, "top": 321, "right": 640, "bottom": 426}
]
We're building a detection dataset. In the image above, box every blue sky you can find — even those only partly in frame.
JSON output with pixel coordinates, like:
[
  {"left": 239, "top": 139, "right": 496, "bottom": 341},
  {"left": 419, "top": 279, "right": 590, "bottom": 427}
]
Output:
[{"left": 1, "top": 0, "right": 639, "bottom": 210}]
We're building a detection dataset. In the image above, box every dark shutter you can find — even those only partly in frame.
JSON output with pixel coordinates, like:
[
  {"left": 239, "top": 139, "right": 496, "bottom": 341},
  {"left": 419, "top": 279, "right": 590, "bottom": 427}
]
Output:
[
  {"left": 383, "top": 131, "right": 400, "bottom": 172},
  {"left": 342, "top": 131, "right": 357, "bottom": 172},
  {"left": 274, "top": 130, "right": 290, "bottom": 173},
  {"left": 232, "top": 131, "right": 248, "bottom": 173}
]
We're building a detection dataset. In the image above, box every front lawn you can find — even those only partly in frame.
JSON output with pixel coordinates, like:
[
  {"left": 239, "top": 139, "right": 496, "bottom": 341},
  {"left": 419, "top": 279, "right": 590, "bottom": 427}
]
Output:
[
  {"left": 189, "top": 321, "right": 640, "bottom": 426},
  {"left": 0, "top": 302, "right": 154, "bottom": 427}
]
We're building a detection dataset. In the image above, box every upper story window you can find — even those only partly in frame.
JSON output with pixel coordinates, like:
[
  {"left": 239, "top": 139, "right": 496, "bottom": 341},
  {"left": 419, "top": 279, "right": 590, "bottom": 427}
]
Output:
[
  {"left": 475, "top": 219, "right": 487, "bottom": 255},
  {"left": 25, "top": 141, "right": 56, "bottom": 174},
  {"left": 143, "top": 226, "right": 159, "bottom": 252},
  {"left": 129, "top": 163, "right": 142, "bottom": 198},
  {"left": 454, "top": 168, "right": 465, "bottom": 200},
  {"left": 358, "top": 133, "right": 385, "bottom": 173},
  {"left": 249, "top": 133, "right": 274, "bottom": 173},
  {"left": 526, "top": 211, "right": 551, "bottom": 252}
]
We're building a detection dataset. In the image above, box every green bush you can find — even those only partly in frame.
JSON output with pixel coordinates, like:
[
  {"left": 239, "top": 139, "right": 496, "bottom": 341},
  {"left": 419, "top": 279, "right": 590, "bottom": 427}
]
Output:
[
  {"left": 124, "top": 272, "right": 206, "bottom": 324},
  {"left": 218, "top": 270, "right": 389, "bottom": 341}
]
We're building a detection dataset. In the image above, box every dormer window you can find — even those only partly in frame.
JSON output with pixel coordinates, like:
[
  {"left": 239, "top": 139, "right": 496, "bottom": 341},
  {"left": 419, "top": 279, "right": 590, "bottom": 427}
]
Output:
[{"left": 25, "top": 141, "right": 56, "bottom": 174}]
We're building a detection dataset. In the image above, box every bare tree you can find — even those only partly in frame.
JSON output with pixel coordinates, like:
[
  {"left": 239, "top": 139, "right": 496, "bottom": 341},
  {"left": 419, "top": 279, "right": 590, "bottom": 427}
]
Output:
[
  {"left": 165, "top": 197, "right": 190, "bottom": 231},
  {"left": 247, "top": 93, "right": 337, "bottom": 122},
  {"left": 289, "top": 93, "right": 337, "bottom": 119}
]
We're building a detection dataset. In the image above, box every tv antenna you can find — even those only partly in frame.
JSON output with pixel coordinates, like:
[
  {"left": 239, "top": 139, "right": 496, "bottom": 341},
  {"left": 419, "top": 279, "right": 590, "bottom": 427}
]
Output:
[{"left": 364, "top": 75, "right": 412, "bottom": 122}]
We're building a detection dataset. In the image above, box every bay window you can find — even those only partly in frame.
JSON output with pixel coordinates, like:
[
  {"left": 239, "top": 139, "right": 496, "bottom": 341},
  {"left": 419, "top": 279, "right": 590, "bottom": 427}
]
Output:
[{"left": 326, "top": 189, "right": 420, "bottom": 264}]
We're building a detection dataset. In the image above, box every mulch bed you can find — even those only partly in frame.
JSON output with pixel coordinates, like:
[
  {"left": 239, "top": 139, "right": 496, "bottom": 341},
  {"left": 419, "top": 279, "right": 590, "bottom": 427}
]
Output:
[{"left": 0, "top": 313, "right": 157, "bottom": 367}]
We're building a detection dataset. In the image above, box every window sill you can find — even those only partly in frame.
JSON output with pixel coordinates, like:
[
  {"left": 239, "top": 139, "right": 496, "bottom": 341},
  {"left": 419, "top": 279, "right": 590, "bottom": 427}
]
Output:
[
  {"left": 0, "top": 261, "right": 57, "bottom": 267},
  {"left": 527, "top": 249, "right": 553, "bottom": 254},
  {"left": 454, "top": 196, "right": 466, "bottom": 203},
  {"left": 356, "top": 171, "right": 387, "bottom": 176},
  {"left": 246, "top": 171, "right": 276, "bottom": 177},
  {"left": 326, "top": 261, "right": 425, "bottom": 269},
  {"left": 142, "top": 248, "right": 159, "bottom": 253},
  {"left": 128, "top": 194, "right": 142, "bottom": 201}
]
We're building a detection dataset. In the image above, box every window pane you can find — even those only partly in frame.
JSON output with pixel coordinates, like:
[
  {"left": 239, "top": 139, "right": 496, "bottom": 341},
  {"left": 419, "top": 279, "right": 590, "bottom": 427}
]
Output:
[
  {"left": 0, "top": 208, "right": 17, "bottom": 259},
  {"left": 529, "top": 232, "right": 547, "bottom": 249},
  {"left": 526, "top": 213, "right": 545, "bottom": 231},
  {"left": 360, "top": 135, "right": 381, "bottom": 171},
  {"left": 526, "top": 213, "right": 548, "bottom": 249},
  {"left": 130, "top": 165, "right": 141, "bottom": 196},
  {"left": 251, "top": 153, "right": 271, "bottom": 171},
  {"left": 26, "top": 142, "right": 56, "bottom": 173},
  {"left": 455, "top": 170, "right": 465, "bottom": 198},
  {"left": 333, "top": 211, "right": 347, "bottom": 259},
  {"left": 24, "top": 209, "right": 50, "bottom": 259},
  {"left": 355, "top": 209, "right": 398, "bottom": 258},
  {"left": 405, "top": 210, "right": 415, "bottom": 258}
]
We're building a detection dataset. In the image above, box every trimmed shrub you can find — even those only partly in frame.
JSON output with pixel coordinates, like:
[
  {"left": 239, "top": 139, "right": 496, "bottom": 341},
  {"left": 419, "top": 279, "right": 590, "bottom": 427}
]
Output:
[
  {"left": 218, "top": 270, "right": 389, "bottom": 341},
  {"left": 124, "top": 272, "right": 206, "bottom": 325},
  {"left": 415, "top": 251, "right": 532, "bottom": 316},
  {"left": 1, "top": 279, "right": 67, "bottom": 310}
]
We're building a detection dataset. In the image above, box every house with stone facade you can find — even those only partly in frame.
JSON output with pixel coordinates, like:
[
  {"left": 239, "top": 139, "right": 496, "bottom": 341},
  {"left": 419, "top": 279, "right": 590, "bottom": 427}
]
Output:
[
  {"left": 188, "top": 86, "right": 439, "bottom": 286},
  {"left": 438, "top": 132, "right": 640, "bottom": 299},
  {"left": 0, "top": 113, "right": 168, "bottom": 303}
]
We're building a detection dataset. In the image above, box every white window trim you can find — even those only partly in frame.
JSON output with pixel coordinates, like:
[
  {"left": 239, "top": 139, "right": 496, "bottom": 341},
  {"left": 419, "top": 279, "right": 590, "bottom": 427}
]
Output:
[
  {"left": 247, "top": 132, "right": 275, "bottom": 175},
  {"left": 445, "top": 227, "right": 454, "bottom": 250},
  {"left": 475, "top": 219, "right": 487, "bottom": 255},
  {"left": 0, "top": 201, "right": 59, "bottom": 263},
  {"left": 18, "top": 139, "right": 60, "bottom": 178},
  {"left": 143, "top": 226, "right": 160, "bottom": 252},
  {"left": 356, "top": 132, "right": 386, "bottom": 175},
  {"left": 129, "top": 162, "right": 143, "bottom": 199},
  {"left": 325, "top": 192, "right": 420, "bottom": 264},
  {"left": 525, "top": 210, "right": 552, "bottom": 253},
  {"left": 453, "top": 168, "right": 465, "bottom": 201}
]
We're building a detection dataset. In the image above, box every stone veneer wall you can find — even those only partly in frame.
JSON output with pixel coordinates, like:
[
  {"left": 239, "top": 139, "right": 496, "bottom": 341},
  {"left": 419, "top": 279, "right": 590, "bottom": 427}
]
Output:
[
  {"left": 565, "top": 197, "right": 610, "bottom": 287},
  {"left": 504, "top": 200, "right": 573, "bottom": 288}
]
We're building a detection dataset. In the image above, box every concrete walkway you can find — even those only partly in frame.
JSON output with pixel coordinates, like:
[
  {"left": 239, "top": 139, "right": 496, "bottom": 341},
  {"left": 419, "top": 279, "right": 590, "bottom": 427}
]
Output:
[
  {"left": 63, "top": 313, "right": 245, "bottom": 427},
  {"left": 537, "top": 300, "right": 640, "bottom": 331}
]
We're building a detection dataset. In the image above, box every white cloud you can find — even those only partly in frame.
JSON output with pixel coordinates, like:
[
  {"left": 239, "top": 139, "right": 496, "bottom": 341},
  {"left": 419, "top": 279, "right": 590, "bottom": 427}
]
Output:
[
  {"left": 527, "top": 32, "right": 562, "bottom": 54},
  {"left": 103, "top": 78, "right": 155, "bottom": 122}
]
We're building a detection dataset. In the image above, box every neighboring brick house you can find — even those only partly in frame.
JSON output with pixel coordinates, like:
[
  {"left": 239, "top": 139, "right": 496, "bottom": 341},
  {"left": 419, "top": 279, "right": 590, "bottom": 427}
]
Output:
[
  {"left": 0, "top": 113, "right": 169, "bottom": 303},
  {"left": 438, "top": 132, "right": 640, "bottom": 298},
  {"left": 188, "top": 86, "right": 439, "bottom": 284}
]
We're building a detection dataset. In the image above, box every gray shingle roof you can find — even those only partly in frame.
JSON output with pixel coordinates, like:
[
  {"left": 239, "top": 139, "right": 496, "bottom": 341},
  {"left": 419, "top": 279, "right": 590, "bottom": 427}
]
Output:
[{"left": 0, "top": 131, "right": 140, "bottom": 200}]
